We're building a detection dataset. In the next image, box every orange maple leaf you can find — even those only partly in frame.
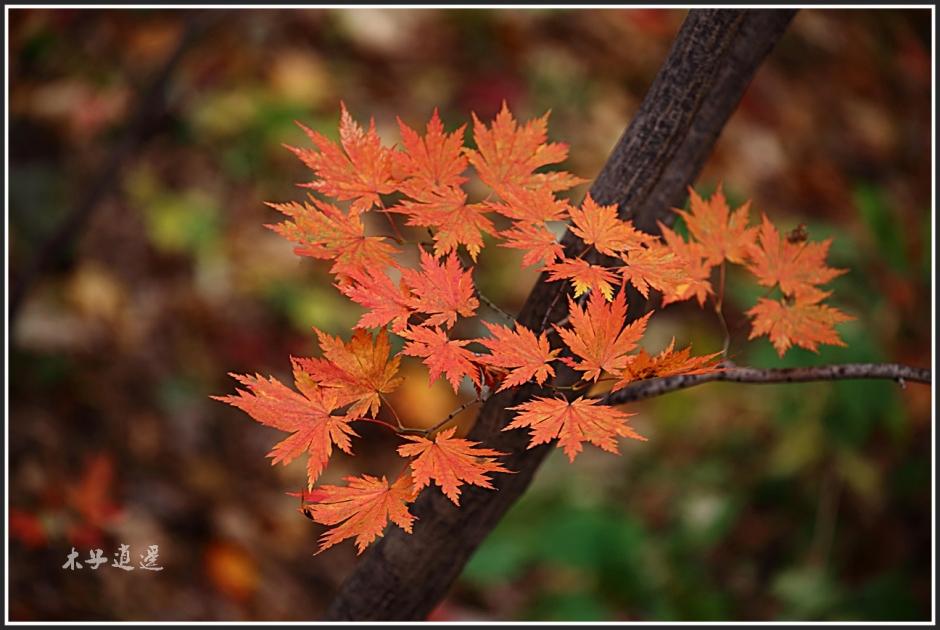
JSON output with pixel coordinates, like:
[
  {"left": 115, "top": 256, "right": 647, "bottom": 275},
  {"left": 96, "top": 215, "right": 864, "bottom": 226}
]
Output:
[
  {"left": 286, "top": 102, "right": 397, "bottom": 214},
  {"left": 675, "top": 183, "right": 757, "bottom": 266},
  {"left": 394, "top": 108, "right": 469, "bottom": 192},
  {"left": 747, "top": 295, "right": 853, "bottom": 356},
  {"left": 555, "top": 292, "right": 652, "bottom": 382},
  {"left": 392, "top": 189, "right": 495, "bottom": 261},
  {"left": 545, "top": 257, "right": 619, "bottom": 300},
  {"left": 746, "top": 214, "right": 847, "bottom": 301},
  {"left": 613, "top": 338, "right": 722, "bottom": 391},
  {"left": 401, "top": 326, "right": 481, "bottom": 393},
  {"left": 305, "top": 473, "right": 417, "bottom": 554},
  {"left": 505, "top": 396, "right": 645, "bottom": 462},
  {"left": 397, "top": 427, "right": 510, "bottom": 505},
  {"left": 337, "top": 266, "right": 413, "bottom": 333},
  {"left": 499, "top": 221, "right": 564, "bottom": 267},
  {"left": 401, "top": 250, "right": 479, "bottom": 329},
  {"left": 266, "top": 197, "right": 398, "bottom": 279},
  {"left": 466, "top": 101, "right": 584, "bottom": 196},
  {"left": 213, "top": 365, "right": 358, "bottom": 488},
  {"left": 295, "top": 327, "right": 403, "bottom": 418},
  {"left": 657, "top": 223, "right": 713, "bottom": 306},
  {"left": 569, "top": 194, "right": 655, "bottom": 256},
  {"left": 485, "top": 185, "right": 571, "bottom": 224},
  {"left": 476, "top": 321, "right": 560, "bottom": 391}
]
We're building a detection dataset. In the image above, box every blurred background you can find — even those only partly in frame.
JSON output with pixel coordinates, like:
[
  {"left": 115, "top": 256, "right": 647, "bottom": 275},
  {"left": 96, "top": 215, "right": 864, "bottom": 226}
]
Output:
[{"left": 7, "top": 8, "right": 932, "bottom": 621}]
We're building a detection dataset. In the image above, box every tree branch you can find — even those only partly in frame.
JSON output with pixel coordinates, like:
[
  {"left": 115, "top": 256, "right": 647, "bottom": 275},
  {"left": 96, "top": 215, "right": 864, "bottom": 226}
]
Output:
[
  {"left": 601, "top": 362, "right": 932, "bottom": 406},
  {"left": 325, "top": 9, "right": 798, "bottom": 621}
]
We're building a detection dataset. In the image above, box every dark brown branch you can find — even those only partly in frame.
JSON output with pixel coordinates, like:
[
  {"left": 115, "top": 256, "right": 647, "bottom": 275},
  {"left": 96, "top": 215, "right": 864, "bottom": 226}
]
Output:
[
  {"left": 601, "top": 363, "right": 932, "bottom": 406},
  {"left": 326, "top": 9, "right": 798, "bottom": 621}
]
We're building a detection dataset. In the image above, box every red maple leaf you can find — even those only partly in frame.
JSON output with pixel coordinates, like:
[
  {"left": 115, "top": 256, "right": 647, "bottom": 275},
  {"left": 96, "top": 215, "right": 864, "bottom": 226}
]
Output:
[
  {"left": 294, "top": 327, "right": 403, "bottom": 418},
  {"left": 400, "top": 326, "right": 481, "bottom": 393},
  {"left": 213, "top": 364, "right": 358, "bottom": 488},
  {"left": 499, "top": 221, "right": 564, "bottom": 267},
  {"left": 555, "top": 292, "right": 652, "bottom": 381},
  {"left": 304, "top": 473, "right": 417, "bottom": 554},
  {"left": 337, "top": 266, "right": 413, "bottom": 333},
  {"left": 392, "top": 188, "right": 494, "bottom": 262},
  {"left": 545, "top": 256, "right": 619, "bottom": 300},
  {"left": 475, "top": 321, "right": 560, "bottom": 391},
  {"left": 568, "top": 194, "right": 655, "bottom": 256},
  {"left": 401, "top": 250, "right": 479, "bottom": 329},
  {"left": 286, "top": 101, "right": 397, "bottom": 214},
  {"left": 394, "top": 108, "right": 469, "bottom": 192},
  {"left": 505, "top": 396, "right": 645, "bottom": 461},
  {"left": 397, "top": 427, "right": 509, "bottom": 505},
  {"left": 613, "top": 339, "right": 722, "bottom": 391},
  {"left": 266, "top": 197, "right": 398, "bottom": 279}
]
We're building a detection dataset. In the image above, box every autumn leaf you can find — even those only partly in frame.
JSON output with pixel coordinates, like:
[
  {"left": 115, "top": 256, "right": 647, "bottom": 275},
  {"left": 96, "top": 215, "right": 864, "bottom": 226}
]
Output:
[
  {"left": 657, "top": 223, "right": 713, "bottom": 306},
  {"left": 305, "top": 474, "right": 417, "bottom": 554},
  {"left": 213, "top": 365, "right": 358, "bottom": 488},
  {"left": 391, "top": 188, "right": 494, "bottom": 261},
  {"left": 394, "top": 108, "right": 468, "bottom": 192},
  {"left": 337, "top": 266, "right": 413, "bottom": 332},
  {"left": 286, "top": 102, "right": 397, "bottom": 214},
  {"left": 397, "top": 427, "right": 509, "bottom": 505},
  {"left": 466, "top": 101, "right": 584, "bottom": 196},
  {"left": 266, "top": 197, "right": 398, "bottom": 278},
  {"left": 555, "top": 292, "right": 652, "bottom": 382},
  {"left": 545, "top": 257, "right": 619, "bottom": 300},
  {"left": 499, "top": 221, "right": 564, "bottom": 267},
  {"left": 569, "top": 194, "right": 655, "bottom": 256},
  {"left": 486, "top": 185, "right": 571, "bottom": 224},
  {"left": 613, "top": 339, "right": 722, "bottom": 391},
  {"left": 505, "top": 396, "right": 645, "bottom": 462},
  {"left": 401, "top": 326, "right": 481, "bottom": 393},
  {"left": 475, "top": 321, "right": 560, "bottom": 391},
  {"left": 295, "top": 327, "right": 403, "bottom": 418},
  {"left": 746, "top": 214, "right": 847, "bottom": 301},
  {"left": 675, "top": 183, "right": 757, "bottom": 266},
  {"left": 617, "top": 242, "right": 687, "bottom": 300},
  {"left": 747, "top": 294, "right": 853, "bottom": 356},
  {"left": 401, "top": 250, "right": 479, "bottom": 329}
]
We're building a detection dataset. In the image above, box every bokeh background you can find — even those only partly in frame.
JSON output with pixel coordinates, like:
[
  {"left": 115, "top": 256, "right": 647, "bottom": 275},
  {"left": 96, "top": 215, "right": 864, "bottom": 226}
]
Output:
[{"left": 7, "top": 8, "right": 933, "bottom": 621}]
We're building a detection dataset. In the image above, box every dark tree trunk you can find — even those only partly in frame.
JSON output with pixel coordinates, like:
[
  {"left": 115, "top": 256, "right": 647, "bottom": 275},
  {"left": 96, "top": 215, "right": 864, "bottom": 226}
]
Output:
[{"left": 326, "top": 8, "right": 797, "bottom": 621}]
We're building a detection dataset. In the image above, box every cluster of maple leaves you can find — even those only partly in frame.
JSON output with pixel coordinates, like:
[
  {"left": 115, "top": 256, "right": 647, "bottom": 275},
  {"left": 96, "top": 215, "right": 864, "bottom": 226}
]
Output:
[{"left": 214, "top": 102, "right": 851, "bottom": 554}]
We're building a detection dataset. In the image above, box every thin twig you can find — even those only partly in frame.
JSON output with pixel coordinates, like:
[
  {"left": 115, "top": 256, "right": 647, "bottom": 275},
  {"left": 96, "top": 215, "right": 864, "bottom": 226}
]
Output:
[
  {"left": 398, "top": 398, "right": 483, "bottom": 436},
  {"left": 599, "top": 362, "right": 931, "bottom": 406},
  {"left": 476, "top": 289, "right": 515, "bottom": 323}
]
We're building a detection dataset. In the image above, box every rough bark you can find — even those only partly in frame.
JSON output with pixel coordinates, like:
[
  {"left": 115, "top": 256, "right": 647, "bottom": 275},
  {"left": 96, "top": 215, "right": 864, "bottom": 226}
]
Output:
[{"left": 326, "top": 9, "right": 798, "bottom": 621}]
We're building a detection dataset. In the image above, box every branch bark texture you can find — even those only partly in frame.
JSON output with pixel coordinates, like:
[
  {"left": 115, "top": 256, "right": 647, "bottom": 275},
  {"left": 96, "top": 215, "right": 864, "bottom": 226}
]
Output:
[{"left": 326, "top": 9, "right": 797, "bottom": 621}]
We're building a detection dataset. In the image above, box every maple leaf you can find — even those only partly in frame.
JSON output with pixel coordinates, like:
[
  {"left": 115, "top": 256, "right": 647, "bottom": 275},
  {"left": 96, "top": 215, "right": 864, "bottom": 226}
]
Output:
[
  {"left": 545, "top": 257, "right": 619, "bottom": 300},
  {"left": 305, "top": 473, "right": 417, "bottom": 554},
  {"left": 397, "top": 427, "right": 510, "bottom": 505},
  {"left": 657, "top": 223, "right": 713, "bottom": 306},
  {"left": 675, "top": 183, "right": 757, "bottom": 266},
  {"left": 485, "top": 185, "right": 571, "bottom": 224},
  {"left": 476, "top": 321, "right": 560, "bottom": 391},
  {"left": 401, "top": 326, "right": 481, "bottom": 393},
  {"left": 392, "top": 188, "right": 494, "bottom": 261},
  {"left": 295, "top": 327, "right": 403, "bottom": 418},
  {"left": 612, "top": 339, "right": 722, "bottom": 391},
  {"left": 618, "top": 242, "right": 686, "bottom": 300},
  {"left": 555, "top": 292, "right": 652, "bottom": 382},
  {"left": 746, "top": 214, "right": 847, "bottom": 301},
  {"left": 466, "top": 101, "right": 585, "bottom": 196},
  {"left": 337, "top": 266, "right": 413, "bottom": 332},
  {"left": 213, "top": 365, "right": 358, "bottom": 488},
  {"left": 401, "top": 250, "right": 479, "bottom": 329},
  {"left": 286, "top": 102, "right": 397, "bottom": 214},
  {"left": 266, "top": 197, "right": 398, "bottom": 278},
  {"left": 505, "top": 396, "right": 645, "bottom": 462},
  {"left": 569, "top": 194, "right": 656, "bottom": 256},
  {"left": 394, "top": 108, "right": 469, "bottom": 191},
  {"left": 500, "top": 221, "right": 565, "bottom": 267},
  {"left": 747, "top": 295, "right": 853, "bottom": 356}
]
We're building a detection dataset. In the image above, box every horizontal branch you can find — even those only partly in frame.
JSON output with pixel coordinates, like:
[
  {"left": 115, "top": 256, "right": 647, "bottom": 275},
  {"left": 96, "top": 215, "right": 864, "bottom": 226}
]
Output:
[{"left": 601, "top": 362, "right": 932, "bottom": 406}]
